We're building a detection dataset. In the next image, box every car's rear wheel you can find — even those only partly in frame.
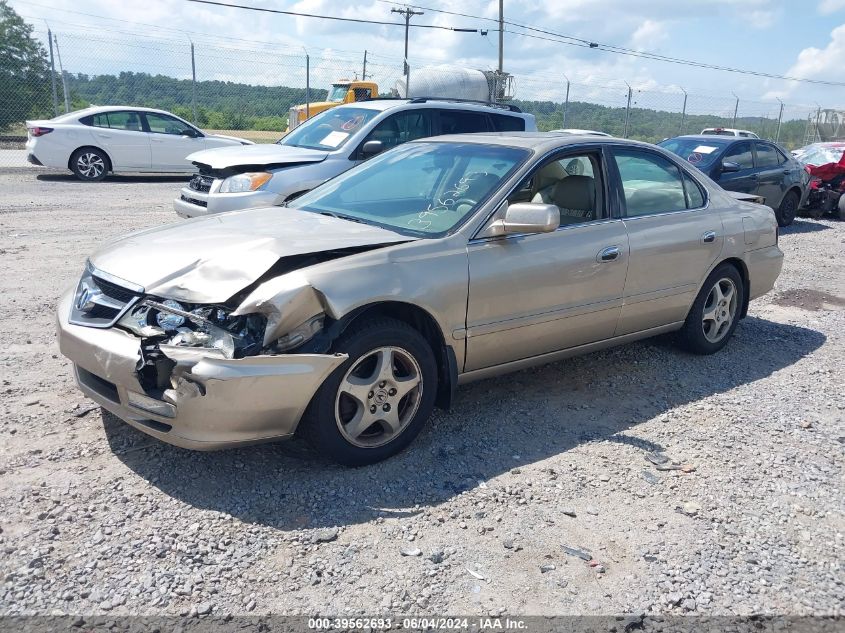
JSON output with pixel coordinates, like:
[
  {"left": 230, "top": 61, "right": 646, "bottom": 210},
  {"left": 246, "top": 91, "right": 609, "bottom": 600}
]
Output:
[
  {"left": 71, "top": 148, "right": 108, "bottom": 181},
  {"left": 678, "top": 264, "right": 743, "bottom": 355},
  {"left": 775, "top": 190, "right": 798, "bottom": 227},
  {"left": 300, "top": 317, "right": 438, "bottom": 466}
]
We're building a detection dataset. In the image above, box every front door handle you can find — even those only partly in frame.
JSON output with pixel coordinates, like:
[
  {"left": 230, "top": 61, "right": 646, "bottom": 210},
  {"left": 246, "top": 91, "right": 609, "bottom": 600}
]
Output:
[
  {"left": 597, "top": 246, "right": 620, "bottom": 262},
  {"left": 702, "top": 230, "right": 717, "bottom": 243}
]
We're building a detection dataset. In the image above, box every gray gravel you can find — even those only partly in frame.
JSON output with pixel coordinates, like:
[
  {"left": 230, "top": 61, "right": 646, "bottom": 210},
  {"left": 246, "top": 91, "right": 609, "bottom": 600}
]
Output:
[{"left": 0, "top": 168, "right": 843, "bottom": 617}]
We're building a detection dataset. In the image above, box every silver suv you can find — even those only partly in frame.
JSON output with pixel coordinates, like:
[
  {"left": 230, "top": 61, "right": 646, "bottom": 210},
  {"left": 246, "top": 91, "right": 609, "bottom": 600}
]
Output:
[{"left": 173, "top": 98, "right": 536, "bottom": 217}]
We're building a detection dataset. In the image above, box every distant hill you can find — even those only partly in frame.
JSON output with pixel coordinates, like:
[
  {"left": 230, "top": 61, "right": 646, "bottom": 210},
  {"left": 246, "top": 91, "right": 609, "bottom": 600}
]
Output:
[{"left": 60, "top": 71, "right": 808, "bottom": 147}]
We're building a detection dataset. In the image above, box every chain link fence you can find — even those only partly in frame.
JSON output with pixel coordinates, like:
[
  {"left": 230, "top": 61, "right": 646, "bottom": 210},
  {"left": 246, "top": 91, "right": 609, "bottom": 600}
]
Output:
[{"left": 0, "top": 27, "right": 839, "bottom": 167}]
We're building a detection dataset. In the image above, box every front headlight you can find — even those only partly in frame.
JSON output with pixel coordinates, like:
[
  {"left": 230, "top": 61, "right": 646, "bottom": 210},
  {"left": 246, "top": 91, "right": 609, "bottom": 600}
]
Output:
[{"left": 218, "top": 172, "right": 272, "bottom": 193}]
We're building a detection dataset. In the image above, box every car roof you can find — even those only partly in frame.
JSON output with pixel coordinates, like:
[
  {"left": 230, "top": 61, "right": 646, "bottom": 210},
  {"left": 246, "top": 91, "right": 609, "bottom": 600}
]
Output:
[
  {"left": 58, "top": 105, "right": 179, "bottom": 119},
  {"left": 336, "top": 99, "right": 529, "bottom": 116},
  {"left": 413, "top": 131, "right": 651, "bottom": 152},
  {"left": 668, "top": 134, "right": 757, "bottom": 143}
]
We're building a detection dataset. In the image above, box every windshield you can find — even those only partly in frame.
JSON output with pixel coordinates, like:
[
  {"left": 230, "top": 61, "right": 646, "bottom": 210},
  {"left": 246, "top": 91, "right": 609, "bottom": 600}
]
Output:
[
  {"left": 280, "top": 107, "right": 379, "bottom": 150},
  {"left": 327, "top": 85, "right": 349, "bottom": 102},
  {"left": 658, "top": 138, "right": 730, "bottom": 169},
  {"left": 289, "top": 142, "right": 530, "bottom": 237}
]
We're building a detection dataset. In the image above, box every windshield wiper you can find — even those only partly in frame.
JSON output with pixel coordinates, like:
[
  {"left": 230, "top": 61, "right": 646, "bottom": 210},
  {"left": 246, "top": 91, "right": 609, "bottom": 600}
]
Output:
[{"left": 318, "top": 211, "right": 366, "bottom": 224}]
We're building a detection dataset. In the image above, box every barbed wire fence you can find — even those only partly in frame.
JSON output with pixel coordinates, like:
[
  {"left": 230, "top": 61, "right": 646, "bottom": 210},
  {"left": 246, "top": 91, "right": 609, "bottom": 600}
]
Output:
[{"left": 0, "top": 27, "right": 837, "bottom": 167}]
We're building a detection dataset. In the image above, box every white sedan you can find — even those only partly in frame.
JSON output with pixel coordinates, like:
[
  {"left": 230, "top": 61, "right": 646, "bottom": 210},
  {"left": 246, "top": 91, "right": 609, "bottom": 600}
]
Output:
[{"left": 25, "top": 106, "right": 253, "bottom": 181}]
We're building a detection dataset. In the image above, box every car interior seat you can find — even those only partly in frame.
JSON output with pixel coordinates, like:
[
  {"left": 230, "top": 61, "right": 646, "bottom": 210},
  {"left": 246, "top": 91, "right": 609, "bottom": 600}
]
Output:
[
  {"left": 125, "top": 114, "right": 141, "bottom": 131},
  {"left": 532, "top": 174, "right": 596, "bottom": 223}
]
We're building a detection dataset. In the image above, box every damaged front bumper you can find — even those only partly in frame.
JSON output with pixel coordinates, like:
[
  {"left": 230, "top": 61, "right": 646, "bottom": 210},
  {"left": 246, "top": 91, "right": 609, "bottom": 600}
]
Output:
[{"left": 56, "top": 290, "right": 347, "bottom": 450}]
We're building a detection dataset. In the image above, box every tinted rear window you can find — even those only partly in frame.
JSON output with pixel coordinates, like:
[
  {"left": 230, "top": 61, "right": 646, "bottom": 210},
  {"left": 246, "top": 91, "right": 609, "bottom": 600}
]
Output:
[
  {"left": 490, "top": 113, "right": 525, "bottom": 132},
  {"left": 439, "top": 110, "right": 490, "bottom": 134}
]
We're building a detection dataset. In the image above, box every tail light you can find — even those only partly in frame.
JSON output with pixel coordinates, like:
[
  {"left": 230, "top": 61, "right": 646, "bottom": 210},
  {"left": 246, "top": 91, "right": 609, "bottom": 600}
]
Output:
[{"left": 29, "top": 127, "right": 53, "bottom": 137}]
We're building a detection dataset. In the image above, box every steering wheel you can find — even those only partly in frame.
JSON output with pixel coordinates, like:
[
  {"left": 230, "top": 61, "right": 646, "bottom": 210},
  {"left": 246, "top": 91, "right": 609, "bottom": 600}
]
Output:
[{"left": 453, "top": 198, "right": 478, "bottom": 210}]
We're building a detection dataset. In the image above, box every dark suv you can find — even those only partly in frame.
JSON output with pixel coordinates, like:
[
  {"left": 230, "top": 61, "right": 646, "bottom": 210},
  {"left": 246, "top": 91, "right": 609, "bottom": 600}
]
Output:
[{"left": 659, "top": 135, "right": 807, "bottom": 226}]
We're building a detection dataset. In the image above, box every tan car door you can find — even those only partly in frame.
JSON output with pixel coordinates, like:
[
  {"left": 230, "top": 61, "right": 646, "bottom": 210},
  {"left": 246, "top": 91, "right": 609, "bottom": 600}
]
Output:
[
  {"left": 610, "top": 146, "right": 724, "bottom": 336},
  {"left": 464, "top": 149, "right": 630, "bottom": 372}
]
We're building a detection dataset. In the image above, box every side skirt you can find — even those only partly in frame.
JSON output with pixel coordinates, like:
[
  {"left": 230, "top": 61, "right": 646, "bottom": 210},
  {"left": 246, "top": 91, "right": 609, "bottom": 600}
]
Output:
[{"left": 457, "top": 322, "right": 684, "bottom": 385}]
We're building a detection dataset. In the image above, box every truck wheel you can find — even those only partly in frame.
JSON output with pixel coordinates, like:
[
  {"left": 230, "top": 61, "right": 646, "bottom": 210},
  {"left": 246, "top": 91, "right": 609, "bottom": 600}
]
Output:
[
  {"left": 300, "top": 317, "right": 438, "bottom": 466},
  {"left": 775, "top": 190, "right": 798, "bottom": 227}
]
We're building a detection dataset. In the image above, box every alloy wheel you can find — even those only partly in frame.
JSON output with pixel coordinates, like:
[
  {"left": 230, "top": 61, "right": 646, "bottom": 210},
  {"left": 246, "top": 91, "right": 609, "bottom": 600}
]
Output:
[
  {"left": 77, "top": 152, "right": 105, "bottom": 179},
  {"left": 334, "top": 346, "right": 423, "bottom": 448},
  {"left": 702, "top": 277, "right": 738, "bottom": 343}
]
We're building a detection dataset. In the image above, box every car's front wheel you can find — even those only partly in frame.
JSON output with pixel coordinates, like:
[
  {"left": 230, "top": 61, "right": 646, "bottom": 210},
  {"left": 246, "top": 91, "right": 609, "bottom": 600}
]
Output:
[
  {"left": 678, "top": 264, "right": 743, "bottom": 355},
  {"left": 71, "top": 148, "right": 108, "bottom": 181},
  {"left": 301, "top": 317, "right": 438, "bottom": 466}
]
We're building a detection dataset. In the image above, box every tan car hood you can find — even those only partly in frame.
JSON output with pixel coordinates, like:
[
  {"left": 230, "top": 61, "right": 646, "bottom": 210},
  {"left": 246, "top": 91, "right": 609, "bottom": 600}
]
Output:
[{"left": 90, "top": 207, "right": 415, "bottom": 303}]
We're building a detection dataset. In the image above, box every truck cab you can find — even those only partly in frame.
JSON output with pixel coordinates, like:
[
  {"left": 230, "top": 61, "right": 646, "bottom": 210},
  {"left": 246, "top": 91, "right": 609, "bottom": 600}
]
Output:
[{"left": 287, "top": 80, "right": 379, "bottom": 131}]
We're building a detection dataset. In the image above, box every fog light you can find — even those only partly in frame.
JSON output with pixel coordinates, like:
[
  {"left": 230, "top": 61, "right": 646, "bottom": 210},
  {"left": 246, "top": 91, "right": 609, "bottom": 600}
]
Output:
[{"left": 126, "top": 391, "right": 176, "bottom": 418}]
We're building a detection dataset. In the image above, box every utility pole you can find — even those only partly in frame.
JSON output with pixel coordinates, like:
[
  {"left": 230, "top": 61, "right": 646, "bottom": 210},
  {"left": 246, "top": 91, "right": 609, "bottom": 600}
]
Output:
[
  {"left": 775, "top": 98, "right": 784, "bottom": 142},
  {"left": 46, "top": 26, "right": 58, "bottom": 116},
  {"left": 190, "top": 40, "right": 198, "bottom": 124},
  {"left": 498, "top": 0, "right": 503, "bottom": 73},
  {"left": 362, "top": 49, "right": 368, "bottom": 81},
  {"left": 392, "top": 6, "right": 423, "bottom": 77},
  {"left": 53, "top": 33, "right": 70, "bottom": 113}
]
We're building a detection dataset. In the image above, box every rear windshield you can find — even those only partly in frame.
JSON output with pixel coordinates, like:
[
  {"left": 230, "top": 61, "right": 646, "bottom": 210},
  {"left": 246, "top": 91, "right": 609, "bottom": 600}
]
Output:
[
  {"left": 658, "top": 138, "right": 729, "bottom": 169},
  {"left": 280, "top": 107, "right": 379, "bottom": 150}
]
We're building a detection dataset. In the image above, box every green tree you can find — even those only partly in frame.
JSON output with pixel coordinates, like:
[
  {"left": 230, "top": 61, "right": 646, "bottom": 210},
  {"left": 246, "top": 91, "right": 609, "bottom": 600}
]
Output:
[{"left": 0, "top": 0, "right": 52, "bottom": 130}]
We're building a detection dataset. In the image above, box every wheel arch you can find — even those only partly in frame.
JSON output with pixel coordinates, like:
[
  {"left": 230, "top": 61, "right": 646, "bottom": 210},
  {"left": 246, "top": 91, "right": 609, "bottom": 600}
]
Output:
[
  {"left": 68, "top": 145, "right": 113, "bottom": 173},
  {"left": 339, "top": 301, "right": 458, "bottom": 411}
]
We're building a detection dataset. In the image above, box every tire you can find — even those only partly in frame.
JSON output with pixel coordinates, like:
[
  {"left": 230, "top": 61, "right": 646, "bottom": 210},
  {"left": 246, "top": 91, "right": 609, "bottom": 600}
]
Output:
[
  {"left": 838, "top": 195, "right": 845, "bottom": 221},
  {"left": 775, "top": 190, "right": 798, "bottom": 227},
  {"left": 678, "top": 264, "right": 744, "bottom": 355},
  {"left": 70, "top": 148, "right": 108, "bottom": 181},
  {"left": 300, "top": 317, "right": 438, "bottom": 466}
]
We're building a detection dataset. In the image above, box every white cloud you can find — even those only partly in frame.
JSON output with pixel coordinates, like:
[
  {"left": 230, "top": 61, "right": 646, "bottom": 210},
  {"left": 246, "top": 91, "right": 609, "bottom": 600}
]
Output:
[
  {"left": 819, "top": 0, "right": 845, "bottom": 14},
  {"left": 630, "top": 20, "right": 667, "bottom": 50},
  {"left": 772, "top": 22, "right": 845, "bottom": 98}
]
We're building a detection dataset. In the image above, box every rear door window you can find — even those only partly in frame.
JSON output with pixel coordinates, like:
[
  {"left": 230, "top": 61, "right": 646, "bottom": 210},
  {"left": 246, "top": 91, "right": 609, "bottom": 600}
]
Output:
[
  {"left": 754, "top": 142, "right": 780, "bottom": 168},
  {"left": 87, "top": 111, "right": 143, "bottom": 131},
  {"left": 439, "top": 109, "right": 491, "bottom": 134},
  {"left": 490, "top": 113, "right": 525, "bottom": 132},
  {"left": 723, "top": 142, "right": 754, "bottom": 170}
]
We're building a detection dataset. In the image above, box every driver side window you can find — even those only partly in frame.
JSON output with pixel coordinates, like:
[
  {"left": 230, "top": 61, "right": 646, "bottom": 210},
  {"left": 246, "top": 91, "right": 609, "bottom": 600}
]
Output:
[
  {"left": 363, "top": 110, "right": 434, "bottom": 151},
  {"left": 507, "top": 153, "right": 603, "bottom": 225},
  {"left": 144, "top": 113, "right": 191, "bottom": 136}
]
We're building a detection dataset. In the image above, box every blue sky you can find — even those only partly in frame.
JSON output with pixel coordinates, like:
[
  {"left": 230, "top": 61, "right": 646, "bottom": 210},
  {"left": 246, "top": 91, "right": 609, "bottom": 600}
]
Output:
[{"left": 9, "top": 0, "right": 845, "bottom": 110}]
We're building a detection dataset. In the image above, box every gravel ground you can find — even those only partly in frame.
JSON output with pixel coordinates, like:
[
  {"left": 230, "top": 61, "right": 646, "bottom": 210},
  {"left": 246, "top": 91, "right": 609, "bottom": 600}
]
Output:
[{"left": 0, "top": 167, "right": 843, "bottom": 619}]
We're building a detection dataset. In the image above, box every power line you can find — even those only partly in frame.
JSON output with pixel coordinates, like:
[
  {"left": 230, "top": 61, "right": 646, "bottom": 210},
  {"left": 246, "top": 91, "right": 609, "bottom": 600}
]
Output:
[
  {"left": 184, "top": 0, "right": 479, "bottom": 33},
  {"left": 377, "top": 0, "right": 845, "bottom": 87}
]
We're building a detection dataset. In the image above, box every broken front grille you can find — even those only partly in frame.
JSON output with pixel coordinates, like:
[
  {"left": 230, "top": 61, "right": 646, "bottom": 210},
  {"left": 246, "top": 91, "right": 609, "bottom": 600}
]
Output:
[{"left": 188, "top": 174, "right": 214, "bottom": 193}]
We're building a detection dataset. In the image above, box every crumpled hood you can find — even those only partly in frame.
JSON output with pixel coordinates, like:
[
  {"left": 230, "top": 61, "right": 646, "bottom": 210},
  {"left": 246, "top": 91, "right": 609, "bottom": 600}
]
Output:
[
  {"left": 187, "top": 143, "right": 328, "bottom": 170},
  {"left": 90, "top": 207, "right": 415, "bottom": 303}
]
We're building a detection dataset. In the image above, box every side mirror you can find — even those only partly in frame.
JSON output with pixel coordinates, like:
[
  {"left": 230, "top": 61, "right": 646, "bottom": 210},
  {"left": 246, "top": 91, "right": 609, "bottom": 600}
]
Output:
[
  {"left": 721, "top": 160, "right": 741, "bottom": 173},
  {"left": 360, "top": 140, "right": 384, "bottom": 157},
  {"left": 181, "top": 128, "right": 201, "bottom": 138},
  {"left": 479, "top": 202, "right": 560, "bottom": 238}
]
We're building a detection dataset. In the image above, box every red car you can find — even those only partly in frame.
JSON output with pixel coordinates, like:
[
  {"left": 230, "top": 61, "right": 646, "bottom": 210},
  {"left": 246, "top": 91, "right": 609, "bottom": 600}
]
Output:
[{"left": 793, "top": 142, "right": 845, "bottom": 220}]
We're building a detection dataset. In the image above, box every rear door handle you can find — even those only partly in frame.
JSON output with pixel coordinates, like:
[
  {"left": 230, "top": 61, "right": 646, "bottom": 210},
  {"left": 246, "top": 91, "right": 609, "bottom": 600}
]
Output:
[
  {"left": 701, "top": 230, "right": 717, "bottom": 243},
  {"left": 597, "top": 246, "right": 620, "bottom": 262}
]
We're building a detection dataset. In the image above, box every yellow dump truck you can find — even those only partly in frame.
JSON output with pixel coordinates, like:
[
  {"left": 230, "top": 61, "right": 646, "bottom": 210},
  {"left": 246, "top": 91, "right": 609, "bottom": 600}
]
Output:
[{"left": 287, "top": 80, "right": 379, "bottom": 131}]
